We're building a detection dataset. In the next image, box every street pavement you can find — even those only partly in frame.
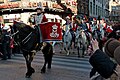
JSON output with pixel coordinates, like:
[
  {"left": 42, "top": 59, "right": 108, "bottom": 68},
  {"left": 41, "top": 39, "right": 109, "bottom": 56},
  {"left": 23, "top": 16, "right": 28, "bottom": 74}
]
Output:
[{"left": 0, "top": 50, "right": 92, "bottom": 80}]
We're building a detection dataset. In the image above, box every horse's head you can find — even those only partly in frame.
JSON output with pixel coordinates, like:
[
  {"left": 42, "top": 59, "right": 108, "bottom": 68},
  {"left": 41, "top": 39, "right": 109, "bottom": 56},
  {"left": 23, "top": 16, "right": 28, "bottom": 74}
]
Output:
[
  {"left": 13, "top": 21, "right": 38, "bottom": 52},
  {"left": 13, "top": 21, "right": 27, "bottom": 30}
]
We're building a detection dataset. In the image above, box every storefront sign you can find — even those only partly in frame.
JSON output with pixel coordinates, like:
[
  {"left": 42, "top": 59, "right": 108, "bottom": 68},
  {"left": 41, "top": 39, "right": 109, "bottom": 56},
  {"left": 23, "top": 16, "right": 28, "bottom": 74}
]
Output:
[
  {"left": 0, "top": 0, "right": 4, "bottom": 3},
  {"left": 0, "top": 2, "right": 19, "bottom": 9},
  {"left": 0, "top": 1, "right": 63, "bottom": 10}
]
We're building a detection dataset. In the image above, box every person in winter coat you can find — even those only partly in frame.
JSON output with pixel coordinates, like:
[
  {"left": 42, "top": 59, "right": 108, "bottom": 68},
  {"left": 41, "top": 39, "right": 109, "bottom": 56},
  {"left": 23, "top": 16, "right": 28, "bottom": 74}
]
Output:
[
  {"left": 1, "top": 25, "right": 11, "bottom": 60},
  {"left": 89, "top": 39, "right": 119, "bottom": 80}
]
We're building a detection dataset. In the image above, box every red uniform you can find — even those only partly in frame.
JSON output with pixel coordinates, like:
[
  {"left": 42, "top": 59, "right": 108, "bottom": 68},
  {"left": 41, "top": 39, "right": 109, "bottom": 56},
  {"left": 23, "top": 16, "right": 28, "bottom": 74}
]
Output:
[
  {"left": 35, "top": 13, "right": 48, "bottom": 25},
  {"left": 72, "top": 23, "right": 78, "bottom": 32}
]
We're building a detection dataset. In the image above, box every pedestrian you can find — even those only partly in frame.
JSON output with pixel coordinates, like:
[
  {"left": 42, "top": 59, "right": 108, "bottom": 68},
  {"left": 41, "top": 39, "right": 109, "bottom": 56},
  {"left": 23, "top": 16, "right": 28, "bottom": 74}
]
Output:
[{"left": 1, "top": 25, "right": 11, "bottom": 60}]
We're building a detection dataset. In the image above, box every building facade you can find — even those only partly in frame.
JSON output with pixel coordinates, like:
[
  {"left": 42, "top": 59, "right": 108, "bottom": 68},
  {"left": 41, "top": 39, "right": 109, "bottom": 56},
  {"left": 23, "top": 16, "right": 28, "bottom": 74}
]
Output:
[
  {"left": 109, "top": 0, "right": 120, "bottom": 21},
  {"left": 89, "top": 0, "right": 109, "bottom": 20},
  {"left": 77, "top": 0, "right": 89, "bottom": 17},
  {"left": 0, "top": 0, "right": 66, "bottom": 24}
]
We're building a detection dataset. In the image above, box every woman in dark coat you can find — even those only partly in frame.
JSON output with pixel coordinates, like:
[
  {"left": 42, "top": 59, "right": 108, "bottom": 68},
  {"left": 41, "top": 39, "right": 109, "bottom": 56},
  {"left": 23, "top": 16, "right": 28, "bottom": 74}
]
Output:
[{"left": 89, "top": 39, "right": 118, "bottom": 80}]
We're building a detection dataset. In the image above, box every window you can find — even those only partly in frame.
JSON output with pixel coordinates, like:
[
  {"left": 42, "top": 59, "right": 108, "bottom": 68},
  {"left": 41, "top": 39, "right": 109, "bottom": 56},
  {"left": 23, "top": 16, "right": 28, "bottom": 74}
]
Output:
[
  {"left": 96, "top": 5, "right": 97, "bottom": 15},
  {"left": 93, "top": 3, "right": 95, "bottom": 15},
  {"left": 90, "top": 2, "right": 92, "bottom": 14}
]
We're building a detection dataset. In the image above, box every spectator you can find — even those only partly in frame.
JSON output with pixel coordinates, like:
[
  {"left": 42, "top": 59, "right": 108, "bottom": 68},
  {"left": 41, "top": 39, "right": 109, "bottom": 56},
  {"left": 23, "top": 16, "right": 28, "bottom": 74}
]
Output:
[
  {"left": 89, "top": 39, "right": 119, "bottom": 80},
  {"left": 1, "top": 25, "right": 11, "bottom": 60}
]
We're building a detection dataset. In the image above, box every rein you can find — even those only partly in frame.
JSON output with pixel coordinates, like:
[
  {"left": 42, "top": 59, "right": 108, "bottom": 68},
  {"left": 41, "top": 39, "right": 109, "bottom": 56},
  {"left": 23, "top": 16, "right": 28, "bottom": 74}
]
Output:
[{"left": 22, "top": 32, "right": 32, "bottom": 44}]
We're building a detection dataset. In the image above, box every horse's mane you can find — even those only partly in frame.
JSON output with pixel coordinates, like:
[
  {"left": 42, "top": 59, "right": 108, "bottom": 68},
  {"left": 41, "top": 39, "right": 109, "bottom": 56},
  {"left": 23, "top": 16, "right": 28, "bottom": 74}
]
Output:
[{"left": 14, "top": 21, "right": 30, "bottom": 28}]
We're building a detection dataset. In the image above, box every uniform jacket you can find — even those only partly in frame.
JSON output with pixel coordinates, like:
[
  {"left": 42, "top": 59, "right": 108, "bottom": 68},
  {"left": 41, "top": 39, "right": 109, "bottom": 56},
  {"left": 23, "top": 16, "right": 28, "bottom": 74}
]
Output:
[{"left": 34, "top": 13, "right": 48, "bottom": 25}]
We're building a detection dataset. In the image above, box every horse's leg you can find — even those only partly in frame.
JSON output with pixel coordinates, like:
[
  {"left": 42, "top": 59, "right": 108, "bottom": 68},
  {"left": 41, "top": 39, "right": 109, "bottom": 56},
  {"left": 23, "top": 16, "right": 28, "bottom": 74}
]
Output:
[
  {"left": 63, "top": 42, "right": 68, "bottom": 54},
  {"left": 41, "top": 54, "right": 48, "bottom": 73},
  {"left": 47, "top": 54, "right": 53, "bottom": 69},
  {"left": 23, "top": 52, "right": 35, "bottom": 78},
  {"left": 52, "top": 41, "right": 56, "bottom": 53},
  {"left": 77, "top": 47, "right": 80, "bottom": 57},
  {"left": 67, "top": 42, "right": 70, "bottom": 56},
  {"left": 82, "top": 45, "right": 85, "bottom": 57},
  {"left": 60, "top": 42, "right": 63, "bottom": 53}
]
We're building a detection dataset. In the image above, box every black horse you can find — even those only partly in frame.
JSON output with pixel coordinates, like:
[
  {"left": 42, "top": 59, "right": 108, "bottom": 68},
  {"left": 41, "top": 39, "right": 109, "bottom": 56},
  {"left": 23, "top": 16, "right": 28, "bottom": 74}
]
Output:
[{"left": 13, "top": 21, "right": 53, "bottom": 78}]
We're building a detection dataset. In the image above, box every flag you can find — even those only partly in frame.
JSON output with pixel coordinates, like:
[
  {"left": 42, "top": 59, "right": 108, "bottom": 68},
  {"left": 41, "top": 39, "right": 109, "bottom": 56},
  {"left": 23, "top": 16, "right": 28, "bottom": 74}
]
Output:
[{"left": 40, "top": 22, "right": 62, "bottom": 42}]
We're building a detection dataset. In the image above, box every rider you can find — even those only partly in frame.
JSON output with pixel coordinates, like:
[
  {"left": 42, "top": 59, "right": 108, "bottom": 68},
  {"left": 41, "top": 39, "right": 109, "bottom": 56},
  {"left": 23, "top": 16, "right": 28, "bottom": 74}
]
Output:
[
  {"left": 28, "top": 5, "right": 48, "bottom": 43},
  {"left": 81, "top": 17, "right": 91, "bottom": 45},
  {"left": 65, "top": 16, "right": 75, "bottom": 48},
  {"left": 91, "top": 18, "right": 100, "bottom": 38}
]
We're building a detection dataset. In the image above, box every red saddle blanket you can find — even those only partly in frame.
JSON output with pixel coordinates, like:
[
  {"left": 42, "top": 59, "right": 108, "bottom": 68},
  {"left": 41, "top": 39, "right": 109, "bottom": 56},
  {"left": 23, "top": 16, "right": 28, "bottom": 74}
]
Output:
[{"left": 40, "top": 22, "right": 62, "bottom": 42}]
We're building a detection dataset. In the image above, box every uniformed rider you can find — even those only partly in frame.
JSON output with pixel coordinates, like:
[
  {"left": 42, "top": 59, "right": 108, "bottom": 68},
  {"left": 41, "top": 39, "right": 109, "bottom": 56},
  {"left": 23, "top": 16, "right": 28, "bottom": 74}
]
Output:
[{"left": 28, "top": 5, "right": 48, "bottom": 43}]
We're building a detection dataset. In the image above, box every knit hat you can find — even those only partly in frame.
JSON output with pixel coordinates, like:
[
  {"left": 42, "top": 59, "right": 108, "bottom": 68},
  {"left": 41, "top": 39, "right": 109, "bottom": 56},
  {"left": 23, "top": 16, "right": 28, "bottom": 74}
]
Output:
[{"left": 104, "top": 38, "right": 120, "bottom": 58}]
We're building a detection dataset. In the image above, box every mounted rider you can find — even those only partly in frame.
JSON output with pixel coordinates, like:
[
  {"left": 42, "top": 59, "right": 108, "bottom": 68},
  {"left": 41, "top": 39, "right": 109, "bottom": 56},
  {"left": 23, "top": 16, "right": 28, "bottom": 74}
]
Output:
[
  {"left": 28, "top": 3, "right": 48, "bottom": 43},
  {"left": 64, "top": 16, "right": 75, "bottom": 47},
  {"left": 91, "top": 18, "right": 100, "bottom": 39},
  {"left": 76, "top": 16, "right": 91, "bottom": 45}
]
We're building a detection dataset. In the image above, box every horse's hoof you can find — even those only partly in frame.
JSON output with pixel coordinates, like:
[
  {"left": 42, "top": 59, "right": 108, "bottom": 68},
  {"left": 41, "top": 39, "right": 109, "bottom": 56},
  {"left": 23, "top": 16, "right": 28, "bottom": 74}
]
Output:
[
  {"left": 31, "top": 68, "right": 35, "bottom": 73},
  {"left": 25, "top": 72, "right": 32, "bottom": 78},
  {"left": 82, "top": 55, "right": 84, "bottom": 58},
  {"left": 60, "top": 51, "right": 62, "bottom": 53},
  {"left": 67, "top": 52, "right": 70, "bottom": 56},
  {"left": 41, "top": 68, "right": 46, "bottom": 73},
  {"left": 47, "top": 66, "right": 51, "bottom": 69},
  {"left": 78, "top": 56, "right": 80, "bottom": 58},
  {"left": 41, "top": 70, "right": 45, "bottom": 73},
  {"left": 25, "top": 75, "right": 31, "bottom": 78}
]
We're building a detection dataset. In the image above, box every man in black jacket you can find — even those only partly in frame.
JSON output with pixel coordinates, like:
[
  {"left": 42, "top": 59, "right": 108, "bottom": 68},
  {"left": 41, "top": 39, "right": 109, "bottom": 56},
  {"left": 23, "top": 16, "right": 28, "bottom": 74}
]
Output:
[
  {"left": 89, "top": 39, "right": 118, "bottom": 80},
  {"left": 1, "top": 25, "right": 11, "bottom": 60}
]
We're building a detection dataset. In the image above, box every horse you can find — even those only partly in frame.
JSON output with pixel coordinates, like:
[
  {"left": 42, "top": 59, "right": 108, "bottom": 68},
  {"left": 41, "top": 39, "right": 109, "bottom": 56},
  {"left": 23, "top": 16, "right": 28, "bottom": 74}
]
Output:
[
  {"left": 92, "top": 26, "right": 106, "bottom": 51},
  {"left": 63, "top": 29, "right": 72, "bottom": 55},
  {"left": 13, "top": 21, "right": 53, "bottom": 78},
  {"left": 75, "top": 27, "right": 88, "bottom": 57}
]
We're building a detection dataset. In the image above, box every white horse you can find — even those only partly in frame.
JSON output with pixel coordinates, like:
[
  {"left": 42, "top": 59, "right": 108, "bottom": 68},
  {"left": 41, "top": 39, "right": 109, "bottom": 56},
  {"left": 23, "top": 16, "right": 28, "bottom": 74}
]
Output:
[
  {"left": 75, "top": 27, "right": 88, "bottom": 57},
  {"left": 62, "top": 24, "right": 73, "bottom": 55}
]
